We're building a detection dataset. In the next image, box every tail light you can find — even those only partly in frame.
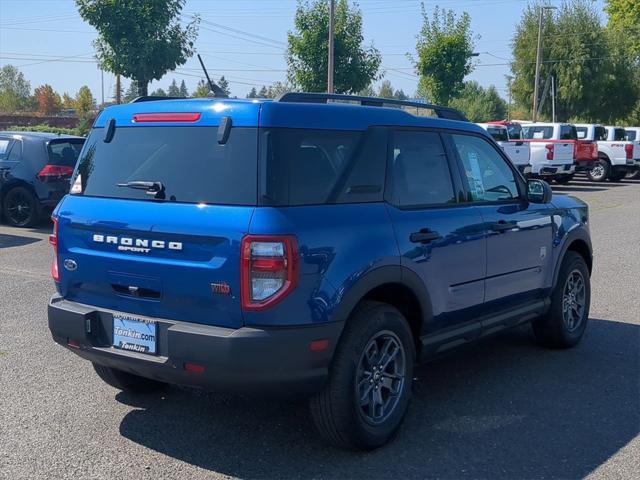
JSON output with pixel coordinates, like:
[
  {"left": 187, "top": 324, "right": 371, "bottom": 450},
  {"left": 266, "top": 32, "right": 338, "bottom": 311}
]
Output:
[
  {"left": 38, "top": 165, "right": 74, "bottom": 180},
  {"left": 49, "top": 217, "right": 59, "bottom": 281},
  {"left": 546, "top": 144, "right": 554, "bottom": 160},
  {"left": 625, "top": 144, "right": 633, "bottom": 160},
  {"left": 241, "top": 235, "right": 298, "bottom": 311}
]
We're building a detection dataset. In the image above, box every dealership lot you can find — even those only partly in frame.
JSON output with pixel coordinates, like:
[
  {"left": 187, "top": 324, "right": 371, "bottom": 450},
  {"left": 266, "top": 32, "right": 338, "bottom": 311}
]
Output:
[{"left": 1, "top": 178, "right": 638, "bottom": 480}]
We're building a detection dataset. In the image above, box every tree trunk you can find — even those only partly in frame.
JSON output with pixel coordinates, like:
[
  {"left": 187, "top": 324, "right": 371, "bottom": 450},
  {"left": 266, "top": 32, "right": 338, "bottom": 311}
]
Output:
[{"left": 137, "top": 80, "right": 149, "bottom": 97}]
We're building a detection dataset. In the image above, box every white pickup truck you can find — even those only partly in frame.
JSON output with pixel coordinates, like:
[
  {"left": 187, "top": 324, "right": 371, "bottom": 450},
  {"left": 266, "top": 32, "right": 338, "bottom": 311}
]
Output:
[
  {"left": 575, "top": 124, "right": 640, "bottom": 182},
  {"left": 520, "top": 123, "right": 576, "bottom": 183},
  {"left": 476, "top": 123, "right": 531, "bottom": 175},
  {"left": 625, "top": 127, "right": 640, "bottom": 179}
]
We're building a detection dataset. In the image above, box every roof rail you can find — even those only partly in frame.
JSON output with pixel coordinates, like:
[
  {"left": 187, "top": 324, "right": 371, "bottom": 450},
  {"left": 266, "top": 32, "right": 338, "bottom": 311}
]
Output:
[
  {"left": 130, "top": 96, "right": 186, "bottom": 103},
  {"left": 275, "top": 92, "right": 469, "bottom": 122}
]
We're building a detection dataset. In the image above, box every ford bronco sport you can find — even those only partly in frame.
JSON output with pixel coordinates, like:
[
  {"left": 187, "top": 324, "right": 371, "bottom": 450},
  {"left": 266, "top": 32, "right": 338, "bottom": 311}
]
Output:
[{"left": 48, "top": 93, "right": 593, "bottom": 450}]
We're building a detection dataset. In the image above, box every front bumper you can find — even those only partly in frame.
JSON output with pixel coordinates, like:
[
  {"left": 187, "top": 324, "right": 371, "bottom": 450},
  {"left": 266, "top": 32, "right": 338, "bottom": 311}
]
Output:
[{"left": 48, "top": 295, "right": 344, "bottom": 396}]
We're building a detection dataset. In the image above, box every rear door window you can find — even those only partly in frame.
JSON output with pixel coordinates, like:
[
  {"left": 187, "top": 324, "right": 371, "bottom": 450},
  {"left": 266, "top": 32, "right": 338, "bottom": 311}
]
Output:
[
  {"left": 387, "top": 130, "right": 456, "bottom": 208},
  {"left": 48, "top": 139, "right": 84, "bottom": 166},
  {"left": 486, "top": 127, "right": 508, "bottom": 142},
  {"left": 259, "top": 127, "right": 386, "bottom": 206},
  {"left": 627, "top": 130, "right": 637, "bottom": 141},
  {"left": 576, "top": 127, "right": 587, "bottom": 139},
  {"left": 74, "top": 126, "right": 258, "bottom": 205},
  {"left": 613, "top": 128, "right": 627, "bottom": 141},
  {"left": 594, "top": 127, "right": 607, "bottom": 141}
]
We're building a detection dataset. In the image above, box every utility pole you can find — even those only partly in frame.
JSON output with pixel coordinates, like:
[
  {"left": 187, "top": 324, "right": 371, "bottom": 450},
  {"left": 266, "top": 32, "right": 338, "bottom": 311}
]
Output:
[
  {"left": 532, "top": 5, "right": 557, "bottom": 122},
  {"left": 116, "top": 74, "right": 121, "bottom": 104},
  {"left": 100, "top": 68, "right": 105, "bottom": 107},
  {"left": 327, "top": 0, "right": 335, "bottom": 93},
  {"left": 551, "top": 76, "right": 556, "bottom": 123}
]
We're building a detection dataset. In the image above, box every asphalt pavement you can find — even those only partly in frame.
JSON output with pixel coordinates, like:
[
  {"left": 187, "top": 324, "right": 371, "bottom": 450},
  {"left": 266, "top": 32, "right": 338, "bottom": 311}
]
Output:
[{"left": 1, "top": 177, "right": 638, "bottom": 480}]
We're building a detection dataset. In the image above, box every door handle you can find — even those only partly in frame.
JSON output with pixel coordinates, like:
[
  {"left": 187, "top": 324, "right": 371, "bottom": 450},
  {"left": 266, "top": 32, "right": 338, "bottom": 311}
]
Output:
[
  {"left": 410, "top": 229, "right": 441, "bottom": 244},
  {"left": 490, "top": 220, "right": 518, "bottom": 233}
]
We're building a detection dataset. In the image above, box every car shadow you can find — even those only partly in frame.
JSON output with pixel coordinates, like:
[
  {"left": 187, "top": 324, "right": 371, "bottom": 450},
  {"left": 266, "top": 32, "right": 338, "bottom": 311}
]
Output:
[
  {"left": 117, "top": 318, "right": 639, "bottom": 479},
  {"left": 0, "top": 233, "right": 42, "bottom": 248},
  {"left": 552, "top": 185, "right": 609, "bottom": 193}
]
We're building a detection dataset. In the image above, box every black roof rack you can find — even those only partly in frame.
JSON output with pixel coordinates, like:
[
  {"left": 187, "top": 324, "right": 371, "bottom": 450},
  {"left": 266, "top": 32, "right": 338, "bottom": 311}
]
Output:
[
  {"left": 130, "top": 96, "right": 186, "bottom": 103},
  {"left": 275, "top": 92, "right": 468, "bottom": 122}
]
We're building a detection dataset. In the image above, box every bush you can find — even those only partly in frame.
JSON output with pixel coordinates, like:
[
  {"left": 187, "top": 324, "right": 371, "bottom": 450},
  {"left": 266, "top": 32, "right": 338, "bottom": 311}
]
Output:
[{"left": 6, "top": 123, "right": 87, "bottom": 137}]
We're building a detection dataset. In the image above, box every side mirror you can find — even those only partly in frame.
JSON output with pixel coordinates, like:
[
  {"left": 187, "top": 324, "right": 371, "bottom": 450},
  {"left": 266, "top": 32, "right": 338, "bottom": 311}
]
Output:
[{"left": 527, "top": 179, "right": 552, "bottom": 204}]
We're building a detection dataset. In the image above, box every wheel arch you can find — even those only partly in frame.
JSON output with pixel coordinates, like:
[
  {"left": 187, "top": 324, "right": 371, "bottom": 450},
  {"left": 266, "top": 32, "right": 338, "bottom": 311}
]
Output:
[{"left": 552, "top": 230, "right": 593, "bottom": 288}]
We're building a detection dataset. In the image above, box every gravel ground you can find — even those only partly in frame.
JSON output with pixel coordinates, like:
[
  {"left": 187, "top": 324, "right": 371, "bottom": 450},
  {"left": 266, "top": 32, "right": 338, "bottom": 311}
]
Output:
[{"left": 1, "top": 177, "right": 638, "bottom": 480}]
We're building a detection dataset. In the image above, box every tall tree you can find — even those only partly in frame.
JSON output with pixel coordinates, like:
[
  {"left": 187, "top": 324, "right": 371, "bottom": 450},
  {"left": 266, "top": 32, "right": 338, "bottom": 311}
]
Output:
[
  {"left": 414, "top": 5, "right": 475, "bottom": 105},
  {"left": 76, "top": 0, "right": 199, "bottom": 96},
  {"left": 218, "top": 76, "right": 231, "bottom": 96},
  {"left": 0, "top": 65, "right": 31, "bottom": 113},
  {"left": 247, "top": 87, "right": 258, "bottom": 99},
  {"left": 75, "top": 85, "right": 95, "bottom": 116},
  {"left": 167, "top": 79, "right": 180, "bottom": 96},
  {"left": 179, "top": 79, "right": 189, "bottom": 97},
  {"left": 62, "top": 92, "right": 76, "bottom": 110},
  {"left": 151, "top": 88, "right": 168, "bottom": 97},
  {"left": 511, "top": 0, "right": 637, "bottom": 122},
  {"left": 192, "top": 79, "right": 210, "bottom": 98},
  {"left": 266, "top": 82, "right": 292, "bottom": 98},
  {"left": 378, "top": 80, "right": 394, "bottom": 99},
  {"left": 394, "top": 89, "right": 408, "bottom": 101},
  {"left": 258, "top": 86, "right": 269, "bottom": 98},
  {"left": 448, "top": 81, "right": 507, "bottom": 122},
  {"left": 34, "top": 84, "right": 62, "bottom": 115},
  {"left": 122, "top": 80, "right": 139, "bottom": 103},
  {"left": 287, "top": 0, "right": 381, "bottom": 93},
  {"left": 605, "top": 0, "right": 640, "bottom": 58}
]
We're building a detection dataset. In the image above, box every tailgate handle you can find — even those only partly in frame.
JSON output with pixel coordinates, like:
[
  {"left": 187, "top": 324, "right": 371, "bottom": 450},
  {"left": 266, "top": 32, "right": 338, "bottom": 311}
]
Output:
[{"left": 112, "top": 284, "right": 161, "bottom": 300}]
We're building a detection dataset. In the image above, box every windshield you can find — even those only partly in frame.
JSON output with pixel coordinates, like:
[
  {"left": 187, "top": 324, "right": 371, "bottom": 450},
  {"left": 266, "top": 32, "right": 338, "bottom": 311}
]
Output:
[
  {"left": 522, "top": 125, "right": 553, "bottom": 139},
  {"left": 613, "top": 128, "right": 627, "bottom": 141},
  {"left": 486, "top": 127, "right": 509, "bottom": 142},
  {"left": 48, "top": 139, "right": 84, "bottom": 166},
  {"left": 73, "top": 126, "right": 258, "bottom": 205},
  {"left": 507, "top": 123, "right": 522, "bottom": 140}
]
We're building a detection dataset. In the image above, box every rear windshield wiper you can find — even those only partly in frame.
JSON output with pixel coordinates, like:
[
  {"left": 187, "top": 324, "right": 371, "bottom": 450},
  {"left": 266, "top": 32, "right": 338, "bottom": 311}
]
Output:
[{"left": 117, "top": 181, "right": 165, "bottom": 199}]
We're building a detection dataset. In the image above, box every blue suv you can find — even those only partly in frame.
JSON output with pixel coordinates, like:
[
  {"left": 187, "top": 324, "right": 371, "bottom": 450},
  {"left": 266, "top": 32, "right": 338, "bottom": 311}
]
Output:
[{"left": 48, "top": 93, "right": 592, "bottom": 450}]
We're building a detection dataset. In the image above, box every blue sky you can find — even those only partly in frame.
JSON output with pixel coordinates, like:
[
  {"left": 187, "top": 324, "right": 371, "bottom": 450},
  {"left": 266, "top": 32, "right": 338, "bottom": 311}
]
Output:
[{"left": 0, "top": 0, "right": 608, "bottom": 101}]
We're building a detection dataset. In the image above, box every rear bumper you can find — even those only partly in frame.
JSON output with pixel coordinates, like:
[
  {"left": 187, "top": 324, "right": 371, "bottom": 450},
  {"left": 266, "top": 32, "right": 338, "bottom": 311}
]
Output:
[
  {"left": 48, "top": 295, "right": 344, "bottom": 396},
  {"left": 531, "top": 163, "right": 575, "bottom": 176}
]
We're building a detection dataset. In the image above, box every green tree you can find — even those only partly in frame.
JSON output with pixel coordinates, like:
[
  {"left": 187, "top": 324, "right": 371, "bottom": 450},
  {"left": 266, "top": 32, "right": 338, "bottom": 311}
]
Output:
[
  {"left": 76, "top": 0, "right": 199, "bottom": 96},
  {"left": 394, "top": 89, "right": 408, "bottom": 101},
  {"left": 266, "top": 81, "right": 292, "bottom": 98},
  {"left": 605, "top": 0, "right": 640, "bottom": 57},
  {"left": 75, "top": 85, "right": 95, "bottom": 116},
  {"left": 247, "top": 87, "right": 258, "bottom": 99},
  {"left": 0, "top": 65, "right": 31, "bottom": 113},
  {"left": 62, "top": 92, "right": 76, "bottom": 109},
  {"left": 167, "top": 79, "right": 180, "bottom": 96},
  {"left": 449, "top": 81, "right": 507, "bottom": 122},
  {"left": 122, "top": 80, "right": 139, "bottom": 103},
  {"left": 287, "top": 0, "right": 381, "bottom": 93},
  {"left": 192, "top": 79, "right": 210, "bottom": 98},
  {"left": 258, "top": 86, "right": 269, "bottom": 98},
  {"left": 378, "top": 80, "right": 394, "bottom": 99},
  {"left": 511, "top": 0, "right": 637, "bottom": 122},
  {"left": 179, "top": 79, "right": 189, "bottom": 97},
  {"left": 414, "top": 5, "right": 475, "bottom": 105},
  {"left": 151, "top": 88, "right": 167, "bottom": 97},
  {"left": 34, "top": 84, "right": 62, "bottom": 115},
  {"left": 218, "top": 76, "right": 231, "bottom": 96}
]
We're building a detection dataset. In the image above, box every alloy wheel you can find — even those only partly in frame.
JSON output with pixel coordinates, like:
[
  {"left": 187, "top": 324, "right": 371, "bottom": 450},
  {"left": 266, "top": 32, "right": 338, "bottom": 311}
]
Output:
[{"left": 562, "top": 269, "right": 586, "bottom": 332}]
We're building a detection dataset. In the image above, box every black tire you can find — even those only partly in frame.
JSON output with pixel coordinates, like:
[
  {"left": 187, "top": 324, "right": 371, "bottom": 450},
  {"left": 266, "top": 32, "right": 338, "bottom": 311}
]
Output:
[
  {"left": 92, "top": 363, "right": 167, "bottom": 394},
  {"left": 310, "top": 301, "right": 415, "bottom": 451},
  {"left": 586, "top": 158, "right": 610, "bottom": 182},
  {"left": 533, "top": 251, "right": 590, "bottom": 349},
  {"left": 2, "top": 186, "right": 40, "bottom": 228},
  {"left": 554, "top": 174, "right": 574, "bottom": 185}
]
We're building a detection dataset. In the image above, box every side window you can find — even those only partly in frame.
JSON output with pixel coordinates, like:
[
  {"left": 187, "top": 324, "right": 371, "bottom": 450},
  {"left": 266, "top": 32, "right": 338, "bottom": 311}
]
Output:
[
  {"left": 388, "top": 130, "right": 456, "bottom": 208},
  {"left": 452, "top": 134, "right": 520, "bottom": 202},
  {"left": 560, "top": 125, "right": 577, "bottom": 140}
]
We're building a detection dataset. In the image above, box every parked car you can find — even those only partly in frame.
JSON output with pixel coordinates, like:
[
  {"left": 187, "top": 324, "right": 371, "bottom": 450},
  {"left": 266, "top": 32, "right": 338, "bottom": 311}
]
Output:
[
  {"left": 520, "top": 123, "right": 576, "bottom": 183},
  {"left": 476, "top": 122, "right": 531, "bottom": 175},
  {"left": 0, "top": 131, "right": 84, "bottom": 227},
  {"left": 48, "top": 94, "right": 592, "bottom": 450},
  {"left": 575, "top": 124, "right": 640, "bottom": 182},
  {"left": 625, "top": 127, "right": 640, "bottom": 179}
]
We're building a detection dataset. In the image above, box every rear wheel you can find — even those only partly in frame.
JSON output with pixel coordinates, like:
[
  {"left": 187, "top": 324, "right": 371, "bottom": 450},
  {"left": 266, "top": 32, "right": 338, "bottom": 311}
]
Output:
[
  {"left": 587, "top": 159, "right": 610, "bottom": 182},
  {"left": 310, "top": 301, "right": 415, "bottom": 450},
  {"left": 533, "top": 251, "right": 590, "bottom": 348},
  {"left": 93, "top": 363, "right": 167, "bottom": 394},
  {"left": 2, "top": 186, "right": 40, "bottom": 228}
]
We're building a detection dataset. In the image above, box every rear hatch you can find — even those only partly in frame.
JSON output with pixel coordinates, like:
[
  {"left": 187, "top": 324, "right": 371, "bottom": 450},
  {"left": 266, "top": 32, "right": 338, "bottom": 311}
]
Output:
[
  {"left": 54, "top": 111, "right": 259, "bottom": 328},
  {"left": 574, "top": 140, "right": 597, "bottom": 162},
  {"left": 549, "top": 141, "right": 574, "bottom": 164},
  {"left": 499, "top": 141, "right": 530, "bottom": 166},
  {"left": 39, "top": 137, "right": 85, "bottom": 197}
]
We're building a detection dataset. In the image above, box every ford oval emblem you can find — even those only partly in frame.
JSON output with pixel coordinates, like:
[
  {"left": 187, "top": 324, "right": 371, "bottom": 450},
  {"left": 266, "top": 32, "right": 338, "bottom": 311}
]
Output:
[{"left": 63, "top": 259, "right": 78, "bottom": 271}]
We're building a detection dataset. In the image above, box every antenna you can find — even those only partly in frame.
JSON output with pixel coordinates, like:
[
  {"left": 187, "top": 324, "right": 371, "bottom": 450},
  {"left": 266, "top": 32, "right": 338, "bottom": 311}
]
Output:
[{"left": 197, "top": 54, "right": 228, "bottom": 98}]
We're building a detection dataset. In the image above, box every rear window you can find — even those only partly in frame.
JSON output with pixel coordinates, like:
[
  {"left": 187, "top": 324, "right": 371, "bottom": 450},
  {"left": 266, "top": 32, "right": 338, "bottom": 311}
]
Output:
[
  {"left": 522, "top": 125, "right": 553, "bottom": 140},
  {"left": 613, "top": 128, "right": 626, "bottom": 141},
  {"left": 560, "top": 125, "right": 577, "bottom": 140},
  {"left": 74, "top": 126, "right": 257, "bottom": 205},
  {"left": 48, "top": 139, "right": 84, "bottom": 167},
  {"left": 259, "top": 127, "right": 386, "bottom": 206},
  {"left": 627, "top": 130, "right": 637, "bottom": 141},
  {"left": 506, "top": 124, "right": 522, "bottom": 140},
  {"left": 486, "top": 127, "right": 508, "bottom": 142},
  {"left": 576, "top": 127, "right": 587, "bottom": 139},
  {"left": 595, "top": 126, "right": 607, "bottom": 141}
]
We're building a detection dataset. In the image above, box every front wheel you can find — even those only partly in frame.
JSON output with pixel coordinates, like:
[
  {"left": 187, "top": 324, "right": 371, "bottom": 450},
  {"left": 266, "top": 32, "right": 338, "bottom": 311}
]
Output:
[
  {"left": 586, "top": 159, "right": 610, "bottom": 182},
  {"left": 310, "top": 301, "right": 415, "bottom": 450},
  {"left": 533, "top": 251, "right": 590, "bottom": 348}
]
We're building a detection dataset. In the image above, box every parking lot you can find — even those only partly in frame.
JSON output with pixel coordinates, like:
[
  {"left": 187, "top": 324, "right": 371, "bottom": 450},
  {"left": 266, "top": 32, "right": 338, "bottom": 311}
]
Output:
[{"left": 0, "top": 177, "right": 638, "bottom": 480}]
